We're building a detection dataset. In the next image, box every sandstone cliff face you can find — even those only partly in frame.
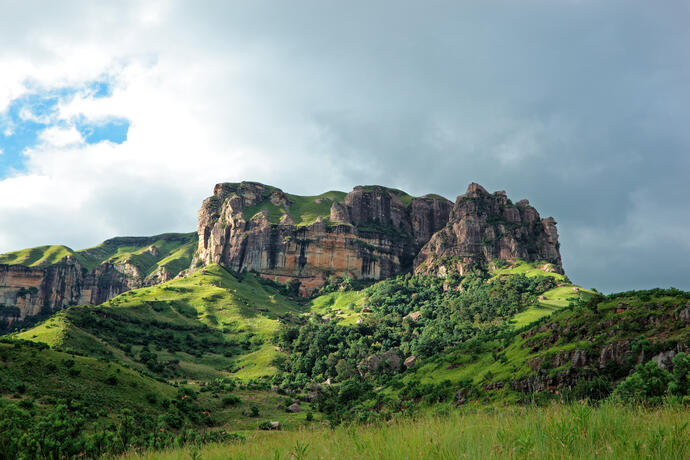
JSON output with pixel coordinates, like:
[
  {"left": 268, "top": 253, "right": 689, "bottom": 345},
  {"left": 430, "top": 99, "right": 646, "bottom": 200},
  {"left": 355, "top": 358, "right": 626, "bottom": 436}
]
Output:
[
  {"left": 414, "top": 183, "right": 562, "bottom": 276},
  {"left": 197, "top": 182, "right": 452, "bottom": 294},
  {"left": 0, "top": 233, "right": 196, "bottom": 325},
  {"left": 0, "top": 258, "right": 135, "bottom": 323}
]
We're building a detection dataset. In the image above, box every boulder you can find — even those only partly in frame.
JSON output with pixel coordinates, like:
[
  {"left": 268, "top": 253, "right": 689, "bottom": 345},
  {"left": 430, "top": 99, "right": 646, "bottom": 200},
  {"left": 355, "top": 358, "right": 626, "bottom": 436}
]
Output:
[
  {"left": 403, "top": 355, "right": 417, "bottom": 369},
  {"left": 651, "top": 350, "right": 676, "bottom": 370},
  {"left": 403, "top": 311, "right": 422, "bottom": 322},
  {"left": 599, "top": 341, "right": 631, "bottom": 368},
  {"left": 269, "top": 421, "right": 281, "bottom": 430},
  {"left": 358, "top": 350, "right": 401, "bottom": 375},
  {"left": 571, "top": 349, "right": 588, "bottom": 368},
  {"left": 287, "top": 402, "right": 302, "bottom": 413},
  {"left": 679, "top": 307, "right": 690, "bottom": 324}
]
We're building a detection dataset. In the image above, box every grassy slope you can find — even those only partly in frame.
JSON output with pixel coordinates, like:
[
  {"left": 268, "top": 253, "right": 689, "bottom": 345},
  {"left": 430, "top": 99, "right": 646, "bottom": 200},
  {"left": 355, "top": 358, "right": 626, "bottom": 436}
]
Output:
[
  {"left": 0, "top": 339, "right": 313, "bottom": 432},
  {"left": 0, "top": 233, "right": 197, "bottom": 278},
  {"left": 308, "top": 290, "right": 367, "bottom": 325},
  {"left": 10, "top": 264, "right": 320, "bottom": 431},
  {"left": 0, "top": 340, "right": 175, "bottom": 420},
  {"left": 243, "top": 191, "right": 348, "bottom": 226},
  {"left": 0, "top": 245, "right": 77, "bottom": 267},
  {"left": 123, "top": 403, "right": 689, "bottom": 460},
  {"left": 16, "top": 264, "right": 305, "bottom": 381},
  {"left": 241, "top": 185, "right": 448, "bottom": 226},
  {"left": 401, "top": 289, "right": 690, "bottom": 393}
]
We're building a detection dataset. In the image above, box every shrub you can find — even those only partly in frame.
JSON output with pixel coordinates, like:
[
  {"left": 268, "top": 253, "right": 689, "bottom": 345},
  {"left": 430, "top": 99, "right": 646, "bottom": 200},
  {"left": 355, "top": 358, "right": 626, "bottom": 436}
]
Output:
[
  {"left": 222, "top": 394, "right": 241, "bottom": 406},
  {"left": 668, "top": 353, "right": 689, "bottom": 396},
  {"left": 258, "top": 421, "right": 273, "bottom": 430},
  {"left": 614, "top": 361, "right": 671, "bottom": 402}
]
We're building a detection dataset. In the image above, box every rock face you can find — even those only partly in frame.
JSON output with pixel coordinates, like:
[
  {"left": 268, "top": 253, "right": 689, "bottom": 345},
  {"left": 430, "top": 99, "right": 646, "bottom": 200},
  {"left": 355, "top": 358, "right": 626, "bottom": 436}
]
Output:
[
  {"left": 414, "top": 183, "right": 562, "bottom": 276},
  {"left": 0, "top": 233, "right": 196, "bottom": 326},
  {"left": 358, "top": 350, "right": 402, "bottom": 375},
  {"left": 0, "top": 258, "right": 135, "bottom": 323},
  {"left": 196, "top": 182, "right": 452, "bottom": 295}
]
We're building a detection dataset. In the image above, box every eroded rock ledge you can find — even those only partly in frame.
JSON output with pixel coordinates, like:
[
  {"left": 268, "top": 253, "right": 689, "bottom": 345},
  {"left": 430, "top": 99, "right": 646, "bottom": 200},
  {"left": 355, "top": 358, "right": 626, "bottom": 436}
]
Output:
[{"left": 196, "top": 181, "right": 562, "bottom": 294}]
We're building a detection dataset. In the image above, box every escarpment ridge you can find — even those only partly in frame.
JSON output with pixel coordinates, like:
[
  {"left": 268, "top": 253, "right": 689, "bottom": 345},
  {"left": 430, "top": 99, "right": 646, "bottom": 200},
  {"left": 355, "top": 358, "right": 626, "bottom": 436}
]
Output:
[
  {"left": 1, "top": 181, "right": 562, "bottom": 324},
  {"left": 196, "top": 181, "right": 562, "bottom": 294}
]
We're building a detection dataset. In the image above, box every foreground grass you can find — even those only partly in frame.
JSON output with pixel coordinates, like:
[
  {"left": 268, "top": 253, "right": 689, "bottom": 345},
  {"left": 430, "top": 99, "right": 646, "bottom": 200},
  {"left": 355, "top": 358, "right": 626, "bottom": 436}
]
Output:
[{"left": 123, "top": 403, "right": 689, "bottom": 460}]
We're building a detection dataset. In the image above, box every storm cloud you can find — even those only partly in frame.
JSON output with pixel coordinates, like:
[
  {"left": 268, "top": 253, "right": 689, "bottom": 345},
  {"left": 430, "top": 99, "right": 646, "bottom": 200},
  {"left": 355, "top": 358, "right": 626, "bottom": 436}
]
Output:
[{"left": 0, "top": 0, "right": 688, "bottom": 292}]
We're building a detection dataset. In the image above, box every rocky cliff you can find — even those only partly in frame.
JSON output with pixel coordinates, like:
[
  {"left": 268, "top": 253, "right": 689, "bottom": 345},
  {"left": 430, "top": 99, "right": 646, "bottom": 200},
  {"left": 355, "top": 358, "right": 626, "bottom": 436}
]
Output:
[
  {"left": 1, "top": 181, "right": 564, "bottom": 321},
  {"left": 196, "top": 181, "right": 562, "bottom": 294},
  {"left": 0, "top": 259, "right": 135, "bottom": 323},
  {"left": 414, "top": 183, "right": 562, "bottom": 276},
  {"left": 196, "top": 182, "right": 452, "bottom": 294},
  {"left": 0, "top": 233, "right": 196, "bottom": 326}
]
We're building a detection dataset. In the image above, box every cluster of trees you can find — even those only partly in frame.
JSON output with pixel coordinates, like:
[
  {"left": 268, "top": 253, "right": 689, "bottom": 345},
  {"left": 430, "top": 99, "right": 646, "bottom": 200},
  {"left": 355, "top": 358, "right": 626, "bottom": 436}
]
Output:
[
  {"left": 614, "top": 353, "right": 689, "bottom": 403},
  {"left": 273, "top": 272, "right": 557, "bottom": 389}
]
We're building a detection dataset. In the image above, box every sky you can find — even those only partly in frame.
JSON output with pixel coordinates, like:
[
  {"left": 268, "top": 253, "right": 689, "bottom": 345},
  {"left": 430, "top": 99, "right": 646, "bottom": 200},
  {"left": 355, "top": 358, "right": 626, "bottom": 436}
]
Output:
[{"left": 0, "top": 0, "right": 688, "bottom": 292}]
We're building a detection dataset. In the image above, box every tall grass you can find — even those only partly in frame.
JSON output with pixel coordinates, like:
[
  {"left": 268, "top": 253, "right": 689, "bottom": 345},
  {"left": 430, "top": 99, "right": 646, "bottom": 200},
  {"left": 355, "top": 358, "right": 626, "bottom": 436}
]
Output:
[{"left": 122, "top": 402, "right": 689, "bottom": 460}]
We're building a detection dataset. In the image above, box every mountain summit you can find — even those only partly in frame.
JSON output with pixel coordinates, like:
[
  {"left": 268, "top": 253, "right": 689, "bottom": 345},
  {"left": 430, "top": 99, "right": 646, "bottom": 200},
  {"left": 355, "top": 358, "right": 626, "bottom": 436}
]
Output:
[{"left": 196, "top": 181, "right": 562, "bottom": 294}]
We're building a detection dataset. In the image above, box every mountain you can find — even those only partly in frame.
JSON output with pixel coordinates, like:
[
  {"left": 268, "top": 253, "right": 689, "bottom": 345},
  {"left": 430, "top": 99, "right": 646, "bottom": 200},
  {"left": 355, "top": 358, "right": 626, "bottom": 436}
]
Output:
[
  {"left": 1, "top": 181, "right": 560, "bottom": 326},
  {"left": 196, "top": 181, "right": 561, "bottom": 294},
  {"left": 0, "top": 233, "right": 196, "bottom": 328},
  {"left": 2, "top": 180, "right": 688, "bottom": 459}
]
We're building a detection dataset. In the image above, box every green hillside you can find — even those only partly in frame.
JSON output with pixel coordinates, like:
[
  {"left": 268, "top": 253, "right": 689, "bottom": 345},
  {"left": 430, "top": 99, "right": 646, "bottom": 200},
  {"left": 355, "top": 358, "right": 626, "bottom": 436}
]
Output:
[
  {"left": 0, "top": 233, "right": 197, "bottom": 278},
  {"left": 16, "top": 264, "right": 305, "bottom": 381},
  {"left": 3, "top": 259, "right": 689, "bottom": 459},
  {"left": 0, "top": 339, "right": 174, "bottom": 419}
]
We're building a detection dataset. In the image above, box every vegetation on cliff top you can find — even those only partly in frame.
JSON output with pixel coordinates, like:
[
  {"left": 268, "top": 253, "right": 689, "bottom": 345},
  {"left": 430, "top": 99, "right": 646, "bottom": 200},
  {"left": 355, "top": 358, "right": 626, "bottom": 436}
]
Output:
[
  {"left": 242, "top": 191, "right": 347, "bottom": 226},
  {"left": 0, "top": 232, "right": 197, "bottom": 277}
]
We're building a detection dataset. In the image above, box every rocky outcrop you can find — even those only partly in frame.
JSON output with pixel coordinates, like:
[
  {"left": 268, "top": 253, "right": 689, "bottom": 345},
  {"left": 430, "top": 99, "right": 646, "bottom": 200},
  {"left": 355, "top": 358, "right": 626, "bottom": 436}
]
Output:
[
  {"left": 414, "top": 183, "right": 562, "bottom": 276},
  {"left": 196, "top": 182, "right": 452, "bottom": 295},
  {"left": 0, "top": 258, "right": 135, "bottom": 323},
  {"left": 358, "top": 350, "right": 401, "bottom": 375},
  {"left": 0, "top": 233, "right": 196, "bottom": 326}
]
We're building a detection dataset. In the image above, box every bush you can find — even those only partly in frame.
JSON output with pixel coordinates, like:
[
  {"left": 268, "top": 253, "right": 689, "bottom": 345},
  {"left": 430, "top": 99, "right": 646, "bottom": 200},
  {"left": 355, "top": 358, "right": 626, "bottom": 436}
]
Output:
[
  {"left": 614, "top": 361, "right": 671, "bottom": 402},
  {"left": 668, "top": 353, "right": 689, "bottom": 396},
  {"left": 258, "top": 421, "right": 273, "bottom": 430},
  {"left": 222, "top": 394, "right": 241, "bottom": 406}
]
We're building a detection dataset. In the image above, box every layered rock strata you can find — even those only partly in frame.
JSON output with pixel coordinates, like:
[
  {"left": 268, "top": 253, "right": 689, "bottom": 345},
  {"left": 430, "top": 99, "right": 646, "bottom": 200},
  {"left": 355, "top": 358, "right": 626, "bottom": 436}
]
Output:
[
  {"left": 0, "top": 234, "right": 195, "bottom": 324},
  {"left": 414, "top": 183, "right": 562, "bottom": 275},
  {"left": 196, "top": 182, "right": 453, "bottom": 295},
  {"left": 0, "top": 259, "right": 135, "bottom": 322}
]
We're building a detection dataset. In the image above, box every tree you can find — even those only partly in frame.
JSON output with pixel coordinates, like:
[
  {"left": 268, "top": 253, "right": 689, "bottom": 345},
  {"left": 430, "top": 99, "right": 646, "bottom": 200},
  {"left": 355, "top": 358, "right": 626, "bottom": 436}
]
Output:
[
  {"left": 668, "top": 352, "right": 689, "bottom": 396},
  {"left": 614, "top": 361, "right": 671, "bottom": 402}
]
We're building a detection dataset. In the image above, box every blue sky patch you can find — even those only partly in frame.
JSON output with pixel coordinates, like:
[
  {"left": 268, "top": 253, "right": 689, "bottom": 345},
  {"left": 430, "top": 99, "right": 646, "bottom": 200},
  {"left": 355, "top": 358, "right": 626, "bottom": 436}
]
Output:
[
  {"left": 76, "top": 117, "right": 130, "bottom": 144},
  {"left": 89, "top": 79, "right": 113, "bottom": 98},
  {"left": 0, "top": 79, "right": 127, "bottom": 178}
]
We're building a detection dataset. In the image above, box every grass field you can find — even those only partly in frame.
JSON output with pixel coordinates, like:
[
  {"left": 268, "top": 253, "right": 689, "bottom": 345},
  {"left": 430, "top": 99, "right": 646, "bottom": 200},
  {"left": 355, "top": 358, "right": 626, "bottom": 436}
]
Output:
[
  {"left": 308, "top": 290, "right": 367, "bottom": 325},
  {"left": 121, "top": 402, "right": 690, "bottom": 460},
  {"left": 510, "top": 285, "right": 596, "bottom": 328}
]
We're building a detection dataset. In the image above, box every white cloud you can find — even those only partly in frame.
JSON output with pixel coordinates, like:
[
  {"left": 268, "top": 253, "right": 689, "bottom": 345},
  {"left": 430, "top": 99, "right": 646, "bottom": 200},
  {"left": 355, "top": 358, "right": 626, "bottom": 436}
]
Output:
[{"left": 39, "top": 125, "right": 83, "bottom": 147}]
